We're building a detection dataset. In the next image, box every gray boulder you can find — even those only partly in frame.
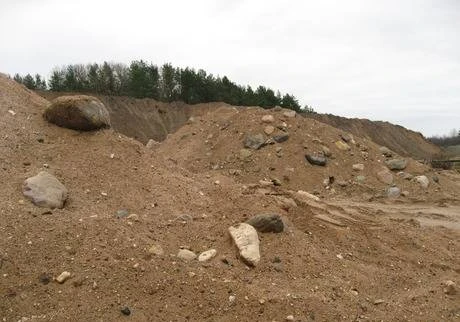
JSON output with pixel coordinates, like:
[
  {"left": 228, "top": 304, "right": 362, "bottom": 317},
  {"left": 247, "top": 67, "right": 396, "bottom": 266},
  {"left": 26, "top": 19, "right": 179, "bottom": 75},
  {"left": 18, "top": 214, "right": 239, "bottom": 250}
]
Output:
[
  {"left": 379, "top": 146, "right": 393, "bottom": 157},
  {"left": 246, "top": 214, "right": 284, "bottom": 233},
  {"left": 386, "top": 159, "right": 407, "bottom": 171},
  {"left": 23, "top": 171, "right": 68, "bottom": 209},
  {"left": 387, "top": 186, "right": 401, "bottom": 198},
  {"left": 44, "top": 95, "right": 110, "bottom": 131},
  {"left": 243, "top": 133, "right": 266, "bottom": 150}
]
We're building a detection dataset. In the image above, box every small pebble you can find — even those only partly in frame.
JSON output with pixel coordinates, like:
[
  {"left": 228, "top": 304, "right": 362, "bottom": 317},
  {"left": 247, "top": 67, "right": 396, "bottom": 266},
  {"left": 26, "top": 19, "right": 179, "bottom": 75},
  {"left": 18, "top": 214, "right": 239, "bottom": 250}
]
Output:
[{"left": 56, "top": 271, "right": 71, "bottom": 284}]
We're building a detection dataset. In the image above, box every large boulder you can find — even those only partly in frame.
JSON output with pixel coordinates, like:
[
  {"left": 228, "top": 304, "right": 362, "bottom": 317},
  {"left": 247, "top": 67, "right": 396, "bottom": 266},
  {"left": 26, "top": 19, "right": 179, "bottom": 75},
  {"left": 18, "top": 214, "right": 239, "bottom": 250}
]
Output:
[
  {"left": 23, "top": 171, "right": 68, "bottom": 209},
  {"left": 44, "top": 95, "right": 111, "bottom": 131},
  {"left": 385, "top": 159, "right": 407, "bottom": 171}
]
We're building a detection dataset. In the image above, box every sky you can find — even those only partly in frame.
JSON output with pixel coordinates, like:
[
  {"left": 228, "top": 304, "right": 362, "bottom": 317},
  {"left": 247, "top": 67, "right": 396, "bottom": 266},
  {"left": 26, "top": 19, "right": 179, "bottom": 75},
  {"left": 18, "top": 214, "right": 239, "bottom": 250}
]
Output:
[{"left": 0, "top": 0, "right": 459, "bottom": 136}]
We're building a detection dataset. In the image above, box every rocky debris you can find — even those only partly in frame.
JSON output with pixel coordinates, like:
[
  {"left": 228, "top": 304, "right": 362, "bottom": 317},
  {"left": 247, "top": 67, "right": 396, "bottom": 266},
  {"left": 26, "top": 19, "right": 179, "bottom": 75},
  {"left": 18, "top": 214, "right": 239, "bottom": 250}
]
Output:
[
  {"left": 286, "top": 315, "right": 295, "bottom": 321},
  {"left": 148, "top": 243, "right": 164, "bottom": 256},
  {"left": 387, "top": 186, "right": 401, "bottom": 198},
  {"left": 376, "top": 169, "right": 393, "bottom": 184},
  {"left": 444, "top": 280, "right": 457, "bottom": 295},
  {"left": 23, "top": 171, "right": 68, "bottom": 209},
  {"left": 379, "top": 146, "right": 393, "bottom": 157},
  {"left": 246, "top": 214, "right": 284, "bottom": 233},
  {"left": 121, "top": 307, "right": 131, "bottom": 316},
  {"left": 198, "top": 249, "right": 217, "bottom": 262},
  {"left": 261, "top": 115, "right": 275, "bottom": 123},
  {"left": 386, "top": 159, "right": 407, "bottom": 171},
  {"left": 55, "top": 271, "right": 71, "bottom": 284},
  {"left": 264, "top": 125, "right": 275, "bottom": 135},
  {"left": 314, "top": 214, "right": 345, "bottom": 227},
  {"left": 275, "top": 196, "right": 298, "bottom": 210},
  {"left": 273, "top": 133, "right": 289, "bottom": 143},
  {"left": 321, "top": 146, "right": 332, "bottom": 157},
  {"left": 335, "top": 140, "right": 351, "bottom": 151},
  {"left": 44, "top": 95, "right": 110, "bottom": 131},
  {"left": 146, "top": 139, "right": 160, "bottom": 149},
  {"left": 177, "top": 249, "right": 197, "bottom": 261},
  {"left": 243, "top": 133, "right": 266, "bottom": 150},
  {"left": 305, "top": 153, "right": 327, "bottom": 166},
  {"left": 337, "top": 180, "right": 349, "bottom": 187},
  {"left": 352, "top": 163, "right": 364, "bottom": 171},
  {"left": 356, "top": 175, "right": 366, "bottom": 182},
  {"left": 374, "top": 299, "right": 385, "bottom": 305},
  {"left": 228, "top": 223, "right": 260, "bottom": 266},
  {"left": 432, "top": 175, "right": 439, "bottom": 183},
  {"left": 415, "top": 175, "right": 430, "bottom": 188},
  {"left": 283, "top": 110, "right": 296, "bottom": 118}
]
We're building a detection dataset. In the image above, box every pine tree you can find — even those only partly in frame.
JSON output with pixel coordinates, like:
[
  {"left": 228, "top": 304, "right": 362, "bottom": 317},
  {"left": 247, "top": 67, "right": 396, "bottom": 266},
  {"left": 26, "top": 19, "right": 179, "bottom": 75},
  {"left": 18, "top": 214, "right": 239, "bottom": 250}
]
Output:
[{"left": 23, "top": 74, "right": 36, "bottom": 89}]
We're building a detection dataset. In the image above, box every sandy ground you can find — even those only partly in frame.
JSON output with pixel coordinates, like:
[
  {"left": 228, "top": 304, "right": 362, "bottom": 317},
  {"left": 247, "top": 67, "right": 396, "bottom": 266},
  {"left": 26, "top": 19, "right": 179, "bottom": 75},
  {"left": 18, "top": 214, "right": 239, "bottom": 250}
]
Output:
[{"left": 1, "top": 75, "right": 459, "bottom": 321}]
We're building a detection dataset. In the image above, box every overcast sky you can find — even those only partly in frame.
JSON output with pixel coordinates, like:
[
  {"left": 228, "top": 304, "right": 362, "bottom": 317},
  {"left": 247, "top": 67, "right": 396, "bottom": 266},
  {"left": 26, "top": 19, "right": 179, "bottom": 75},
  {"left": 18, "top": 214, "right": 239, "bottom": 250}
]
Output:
[{"left": 1, "top": 0, "right": 459, "bottom": 136}]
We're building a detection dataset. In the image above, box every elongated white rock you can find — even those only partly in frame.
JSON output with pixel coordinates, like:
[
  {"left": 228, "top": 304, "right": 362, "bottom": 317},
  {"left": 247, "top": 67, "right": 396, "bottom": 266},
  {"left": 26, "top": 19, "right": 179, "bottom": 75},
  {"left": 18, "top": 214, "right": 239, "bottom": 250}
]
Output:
[{"left": 228, "top": 223, "right": 260, "bottom": 266}]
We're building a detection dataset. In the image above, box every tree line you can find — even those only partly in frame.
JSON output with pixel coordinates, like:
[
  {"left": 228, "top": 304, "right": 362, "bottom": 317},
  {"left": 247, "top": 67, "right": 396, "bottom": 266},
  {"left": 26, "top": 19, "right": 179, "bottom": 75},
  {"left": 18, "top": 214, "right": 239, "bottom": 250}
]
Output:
[
  {"left": 13, "top": 60, "right": 308, "bottom": 112},
  {"left": 428, "top": 129, "right": 460, "bottom": 147}
]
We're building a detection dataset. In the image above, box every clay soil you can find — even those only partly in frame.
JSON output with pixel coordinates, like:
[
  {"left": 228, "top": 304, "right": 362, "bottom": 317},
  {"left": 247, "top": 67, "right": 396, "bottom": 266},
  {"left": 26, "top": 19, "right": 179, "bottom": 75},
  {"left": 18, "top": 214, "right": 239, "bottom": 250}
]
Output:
[{"left": 1, "top": 75, "right": 459, "bottom": 321}]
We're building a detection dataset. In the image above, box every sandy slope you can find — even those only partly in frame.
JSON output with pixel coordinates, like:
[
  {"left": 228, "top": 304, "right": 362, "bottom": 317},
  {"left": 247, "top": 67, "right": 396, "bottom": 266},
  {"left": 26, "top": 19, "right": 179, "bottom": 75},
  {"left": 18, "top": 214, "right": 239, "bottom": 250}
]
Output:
[{"left": 1, "top": 75, "right": 459, "bottom": 321}]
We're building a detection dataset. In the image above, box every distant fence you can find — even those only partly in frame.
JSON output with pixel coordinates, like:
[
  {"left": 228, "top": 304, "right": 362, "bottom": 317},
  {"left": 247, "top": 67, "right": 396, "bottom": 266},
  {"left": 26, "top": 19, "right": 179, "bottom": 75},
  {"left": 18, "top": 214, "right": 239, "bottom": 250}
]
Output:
[{"left": 427, "top": 159, "right": 460, "bottom": 170}]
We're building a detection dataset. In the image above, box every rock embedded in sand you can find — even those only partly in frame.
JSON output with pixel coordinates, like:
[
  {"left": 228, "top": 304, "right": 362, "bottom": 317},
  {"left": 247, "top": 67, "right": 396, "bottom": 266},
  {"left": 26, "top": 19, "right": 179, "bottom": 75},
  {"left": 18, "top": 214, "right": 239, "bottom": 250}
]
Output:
[
  {"left": 352, "top": 163, "right": 364, "bottom": 171},
  {"left": 228, "top": 223, "right": 260, "bottom": 266},
  {"left": 246, "top": 214, "right": 284, "bottom": 233},
  {"left": 376, "top": 169, "right": 393, "bottom": 184},
  {"left": 56, "top": 271, "right": 71, "bottom": 284},
  {"left": 415, "top": 175, "right": 430, "bottom": 188},
  {"left": 444, "top": 280, "right": 457, "bottom": 295},
  {"left": 387, "top": 186, "right": 401, "bottom": 198},
  {"left": 243, "top": 133, "right": 266, "bottom": 150},
  {"left": 273, "top": 133, "right": 289, "bottom": 143},
  {"left": 198, "top": 249, "right": 217, "bottom": 262},
  {"left": 177, "top": 249, "right": 197, "bottom": 261},
  {"left": 146, "top": 139, "right": 160, "bottom": 149},
  {"left": 385, "top": 159, "right": 407, "bottom": 171},
  {"left": 379, "top": 146, "right": 393, "bottom": 157},
  {"left": 283, "top": 110, "right": 296, "bottom": 118},
  {"left": 44, "top": 95, "right": 110, "bottom": 131},
  {"left": 335, "top": 141, "right": 351, "bottom": 151},
  {"left": 261, "top": 115, "right": 275, "bottom": 123},
  {"left": 264, "top": 125, "right": 275, "bottom": 135},
  {"left": 23, "top": 171, "right": 68, "bottom": 209},
  {"left": 305, "top": 153, "right": 327, "bottom": 166}
]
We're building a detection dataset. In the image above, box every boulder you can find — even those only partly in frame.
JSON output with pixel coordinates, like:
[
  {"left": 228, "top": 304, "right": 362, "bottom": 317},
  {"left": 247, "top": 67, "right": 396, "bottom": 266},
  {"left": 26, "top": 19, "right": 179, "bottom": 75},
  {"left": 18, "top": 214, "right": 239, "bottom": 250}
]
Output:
[
  {"left": 177, "top": 249, "right": 197, "bottom": 261},
  {"left": 335, "top": 141, "right": 351, "bottom": 151},
  {"left": 273, "top": 133, "right": 289, "bottom": 143},
  {"left": 44, "top": 95, "right": 110, "bottom": 131},
  {"left": 305, "top": 153, "right": 327, "bottom": 166},
  {"left": 228, "top": 223, "right": 260, "bottom": 266},
  {"left": 264, "top": 125, "right": 275, "bottom": 135},
  {"left": 23, "top": 171, "right": 68, "bottom": 209},
  {"left": 246, "top": 214, "right": 284, "bottom": 233},
  {"left": 283, "top": 110, "right": 296, "bottom": 118},
  {"left": 387, "top": 186, "right": 401, "bottom": 198},
  {"left": 379, "top": 146, "right": 393, "bottom": 157},
  {"left": 261, "top": 115, "right": 275, "bottom": 123},
  {"left": 386, "top": 159, "right": 407, "bottom": 171},
  {"left": 352, "top": 163, "right": 364, "bottom": 171},
  {"left": 198, "top": 249, "right": 217, "bottom": 262},
  {"left": 415, "top": 175, "right": 430, "bottom": 188},
  {"left": 243, "top": 133, "right": 266, "bottom": 150},
  {"left": 376, "top": 169, "right": 393, "bottom": 184}
]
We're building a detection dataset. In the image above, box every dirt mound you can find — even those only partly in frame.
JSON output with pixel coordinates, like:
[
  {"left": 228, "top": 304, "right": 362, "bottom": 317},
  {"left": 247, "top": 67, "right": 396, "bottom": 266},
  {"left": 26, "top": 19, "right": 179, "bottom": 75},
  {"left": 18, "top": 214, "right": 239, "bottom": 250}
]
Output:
[
  {"left": 158, "top": 105, "right": 458, "bottom": 203},
  {"left": 307, "top": 113, "right": 441, "bottom": 159},
  {"left": 1, "top": 75, "right": 459, "bottom": 321}
]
